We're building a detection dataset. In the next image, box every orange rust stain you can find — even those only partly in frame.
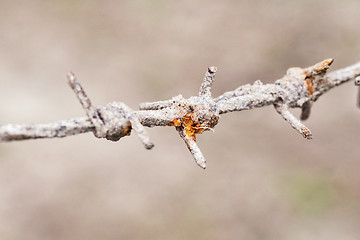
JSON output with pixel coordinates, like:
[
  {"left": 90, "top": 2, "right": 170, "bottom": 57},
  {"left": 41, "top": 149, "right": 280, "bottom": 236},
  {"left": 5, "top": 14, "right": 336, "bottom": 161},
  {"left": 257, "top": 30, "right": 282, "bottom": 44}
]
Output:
[
  {"left": 168, "top": 112, "right": 206, "bottom": 140},
  {"left": 169, "top": 119, "right": 181, "bottom": 127},
  {"left": 315, "top": 58, "right": 334, "bottom": 72},
  {"left": 301, "top": 127, "right": 312, "bottom": 139},
  {"left": 305, "top": 78, "right": 313, "bottom": 96},
  {"left": 123, "top": 121, "right": 132, "bottom": 136}
]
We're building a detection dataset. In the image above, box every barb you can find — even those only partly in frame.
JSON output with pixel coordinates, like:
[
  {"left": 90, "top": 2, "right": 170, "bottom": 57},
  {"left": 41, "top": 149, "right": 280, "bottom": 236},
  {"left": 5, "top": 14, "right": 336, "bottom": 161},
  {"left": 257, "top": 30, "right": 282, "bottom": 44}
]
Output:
[
  {"left": 177, "top": 126, "right": 206, "bottom": 169},
  {"left": 274, "top": 102, "right": 312, "bottom": 139},
  {"left": 1, "top": 59, "right": 360, "bottom": 168},
  {"left": 300, "top": 101, "right": 312, "bottom": 121},
  {"left": 199, "top": 66, "right": 217, "bottom": 98},
  {"left": 67, "top": 72, "right": 106, "bottom": 138},
  {"left": 67, "top": 72, "right": 154, "bottom": 149}
]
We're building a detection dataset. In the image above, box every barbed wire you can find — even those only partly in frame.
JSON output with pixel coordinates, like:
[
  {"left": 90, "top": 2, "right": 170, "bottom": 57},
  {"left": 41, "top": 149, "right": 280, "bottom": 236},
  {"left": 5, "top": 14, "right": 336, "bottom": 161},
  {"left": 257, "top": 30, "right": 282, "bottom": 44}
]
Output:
[{"left": 1, "top": 59, "right": 359, "bottom": 169}]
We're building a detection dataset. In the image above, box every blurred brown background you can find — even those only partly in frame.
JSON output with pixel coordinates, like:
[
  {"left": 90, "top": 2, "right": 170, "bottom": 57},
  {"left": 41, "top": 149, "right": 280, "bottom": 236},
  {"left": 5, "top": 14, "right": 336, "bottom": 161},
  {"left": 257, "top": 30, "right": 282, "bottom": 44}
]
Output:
[{"left": 0, "top": 0, "right": 360, "bottom": 239}]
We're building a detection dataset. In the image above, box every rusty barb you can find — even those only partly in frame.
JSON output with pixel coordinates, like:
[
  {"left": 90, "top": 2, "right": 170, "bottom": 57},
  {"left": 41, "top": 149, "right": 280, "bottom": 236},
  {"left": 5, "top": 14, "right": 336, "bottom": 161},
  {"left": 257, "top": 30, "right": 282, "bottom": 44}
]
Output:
[
  {"left": 140, "top": 66, "right": 220, "bottom": 168},
  {"left": 1, "top": 59, "right": 360, "bottom": 169},
  {"left": 67, "top": 72, "right": 154, "bottom": 149}
]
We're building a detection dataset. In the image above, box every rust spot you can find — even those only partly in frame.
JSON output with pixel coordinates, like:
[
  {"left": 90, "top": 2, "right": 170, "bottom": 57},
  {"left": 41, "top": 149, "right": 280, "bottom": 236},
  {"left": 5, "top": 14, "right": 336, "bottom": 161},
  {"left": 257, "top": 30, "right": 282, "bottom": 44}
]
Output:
[
  {"left": 123, "top": 121, "right": 132, "bottom": 136},
  {"left": 168, "top": 119, "right": 181, "bottom": 127},
  {"left": 168, "top": 112, "right": 213, "bottom": 140},
  {"left": 301, "top": 127, "right": 312, "bottom": 139},
  {"left": 305, "top": 77, "right": 313, "bottom": 96},
  {"left": 315, "top": 58, "right": 334, "bottom": 73}
]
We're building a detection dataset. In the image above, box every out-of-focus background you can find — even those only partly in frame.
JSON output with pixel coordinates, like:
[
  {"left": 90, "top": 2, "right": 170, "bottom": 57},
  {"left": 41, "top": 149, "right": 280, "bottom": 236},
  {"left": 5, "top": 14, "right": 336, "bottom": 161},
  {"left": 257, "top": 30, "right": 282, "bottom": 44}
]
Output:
[{"left": 0, "top": 0, "right": 359, "bottom": 239}]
